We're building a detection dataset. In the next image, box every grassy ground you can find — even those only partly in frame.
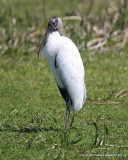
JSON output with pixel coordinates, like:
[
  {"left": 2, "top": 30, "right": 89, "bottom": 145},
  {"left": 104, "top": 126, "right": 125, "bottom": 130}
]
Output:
[{"left": 0, "top": 0, "right": 128, "bottom": 159}]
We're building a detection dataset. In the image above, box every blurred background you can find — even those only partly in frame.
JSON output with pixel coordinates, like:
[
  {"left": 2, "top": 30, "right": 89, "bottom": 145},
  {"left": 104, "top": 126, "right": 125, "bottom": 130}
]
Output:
[{"left": 0, "top": 0, "right": 128, "bottom": 56}]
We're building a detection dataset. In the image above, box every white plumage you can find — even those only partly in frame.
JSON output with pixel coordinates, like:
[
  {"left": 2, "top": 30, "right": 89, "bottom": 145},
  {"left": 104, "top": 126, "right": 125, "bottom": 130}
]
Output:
[
  {"left": 43, "top": 32, "right": 86, "bottom": 111},
  {"left": 38, "top": 16, "right": 86, "bottom": 131}
]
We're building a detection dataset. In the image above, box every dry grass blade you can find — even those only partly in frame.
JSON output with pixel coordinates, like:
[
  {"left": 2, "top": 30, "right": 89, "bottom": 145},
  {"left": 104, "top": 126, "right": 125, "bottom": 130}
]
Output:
[
  {"left": 120, "top": 92, "right": 128, "bottom": 98},
  {"left": 11, "top": 109, "right": 18, "bottom": 114},
  {"left": 119, "top": 146, "right": 128, "bottom": 148},
  {"left": 99, "top": 135, "right": 105, "bottom": 146},
  {"left": 0, "top": 46, "right": 8, "bottom": 56},
  {"left": 28, "top": 46, "right": 37, "bottom": 52},
  {"left": 115, "top": 89, "right": 126, "bottom": 98},
  {"left": 93, "top": 25, "right": 105, "bottom": 36},
  {"left": 111, "top": 28, "right": 128, "bottom": 50},
  {"left": 29, "top": 31, "right": 40, "bottom": 38},
  {"left": 87, "top": 101, "right": 128, "bottom": 105},
  {"left": 87, "top": 38, "right": 104, "bottom": 47},
  {"left": 13, "top": 38, "right": 19, "bottom": 47},
  {"left": 87, "top": 38, "right": 107, "bottom": 51},
  {"left": 62, "top": 16, "right": 82, "bottom": 21}
]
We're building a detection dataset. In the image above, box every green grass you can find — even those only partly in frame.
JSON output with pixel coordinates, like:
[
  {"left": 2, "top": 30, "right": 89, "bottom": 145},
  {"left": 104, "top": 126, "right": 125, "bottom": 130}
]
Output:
[{"left": 0, "top": 0, "right": 128, "bottom": 159}]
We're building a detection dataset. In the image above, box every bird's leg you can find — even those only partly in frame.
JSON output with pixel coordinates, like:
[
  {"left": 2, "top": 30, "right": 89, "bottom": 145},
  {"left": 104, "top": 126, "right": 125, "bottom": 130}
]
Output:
[
  {"left": 65, "top": 106, "right": 70, "bottom": 131},
  {"left": 70, "top": 112, "right": 75, "bottom": 129}
]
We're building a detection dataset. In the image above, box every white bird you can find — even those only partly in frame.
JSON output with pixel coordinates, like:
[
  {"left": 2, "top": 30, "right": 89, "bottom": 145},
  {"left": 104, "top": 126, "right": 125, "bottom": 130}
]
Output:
[{"left": 38, "top": 16, "right": 86, "bottom": 131}]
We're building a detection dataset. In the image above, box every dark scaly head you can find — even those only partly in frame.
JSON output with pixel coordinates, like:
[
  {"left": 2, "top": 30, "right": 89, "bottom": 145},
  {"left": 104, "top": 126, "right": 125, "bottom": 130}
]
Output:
[
  {"left": 38, "top": 16, "right": 63, "bottom": 59},
  {"left": 47, "top": 16, "right": 63, "bottom": 34}
]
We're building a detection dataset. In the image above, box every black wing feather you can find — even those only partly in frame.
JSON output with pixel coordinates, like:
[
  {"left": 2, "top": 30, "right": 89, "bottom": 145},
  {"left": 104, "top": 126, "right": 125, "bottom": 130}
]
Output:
[
  {"left": 57, "top": 85, "right": 69, "bottom": 102},
  {"left": 54, "top": 54, "right": 57, "bottom": 68}
]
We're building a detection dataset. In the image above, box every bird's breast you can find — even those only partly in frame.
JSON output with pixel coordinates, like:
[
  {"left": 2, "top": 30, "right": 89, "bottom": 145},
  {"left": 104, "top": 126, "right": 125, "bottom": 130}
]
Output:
[
  {"left": 42, "top": 33, "right": 65, "bottom": 89},
  {"left": 43, "top": 32, "right": 61, "bottom": 59}
]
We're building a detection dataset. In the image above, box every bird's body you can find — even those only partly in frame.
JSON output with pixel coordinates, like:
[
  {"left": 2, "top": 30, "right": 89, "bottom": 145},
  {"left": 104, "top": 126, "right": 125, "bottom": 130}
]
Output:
[
  {"left": 38, "top": 16, "right": 86, "bottom": 131},
  {"left": 43, "top": 31, "right": 86, "bottom": 111}
]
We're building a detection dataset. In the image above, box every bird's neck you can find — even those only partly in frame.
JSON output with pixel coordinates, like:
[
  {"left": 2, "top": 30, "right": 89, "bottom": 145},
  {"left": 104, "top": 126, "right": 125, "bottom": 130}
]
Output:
[
  {"left": 48, "top": 31, "right": 61, "bottom": 38},
  {"left": 42, "top": 31, "right": 61, "bottom": 49},
  {"left": 43, "top": 31, "right": 61, "bottom": 58},
  {"left": 46, "top": 31, "right": 61, "bottom": 44}
]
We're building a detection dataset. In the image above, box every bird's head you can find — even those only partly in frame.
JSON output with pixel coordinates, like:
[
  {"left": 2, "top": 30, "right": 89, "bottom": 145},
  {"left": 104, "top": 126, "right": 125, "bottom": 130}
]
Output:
[
  {"left": 47, "top": 16, "right": 63, "bottom": 35},
  {"left": 38, "top": 16, "right": 63, "bottom": 59}
]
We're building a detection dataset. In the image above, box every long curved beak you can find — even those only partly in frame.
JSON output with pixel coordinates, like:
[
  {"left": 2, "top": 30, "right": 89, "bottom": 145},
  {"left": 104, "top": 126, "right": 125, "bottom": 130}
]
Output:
[{"left": 38, "top": 30, "right": 48, "bottom": 59}]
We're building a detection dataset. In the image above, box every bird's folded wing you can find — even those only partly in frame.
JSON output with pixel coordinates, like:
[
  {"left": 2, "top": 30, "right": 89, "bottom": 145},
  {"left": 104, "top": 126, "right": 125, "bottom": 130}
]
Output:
[{"left": 56, "top": 43, "right": 85, "bottom": 106}]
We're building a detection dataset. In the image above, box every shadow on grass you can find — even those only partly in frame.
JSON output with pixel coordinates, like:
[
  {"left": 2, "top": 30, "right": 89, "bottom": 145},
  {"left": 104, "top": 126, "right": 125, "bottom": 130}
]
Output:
[{"left": 0, "top": 126, "right": 60, "bottom": 133}]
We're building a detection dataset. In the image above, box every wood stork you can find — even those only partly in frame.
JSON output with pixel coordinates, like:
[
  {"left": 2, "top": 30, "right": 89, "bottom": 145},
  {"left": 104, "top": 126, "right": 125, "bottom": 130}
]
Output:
[{"left": 38, "top": 16, "right": 86, "bottom": 131}]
